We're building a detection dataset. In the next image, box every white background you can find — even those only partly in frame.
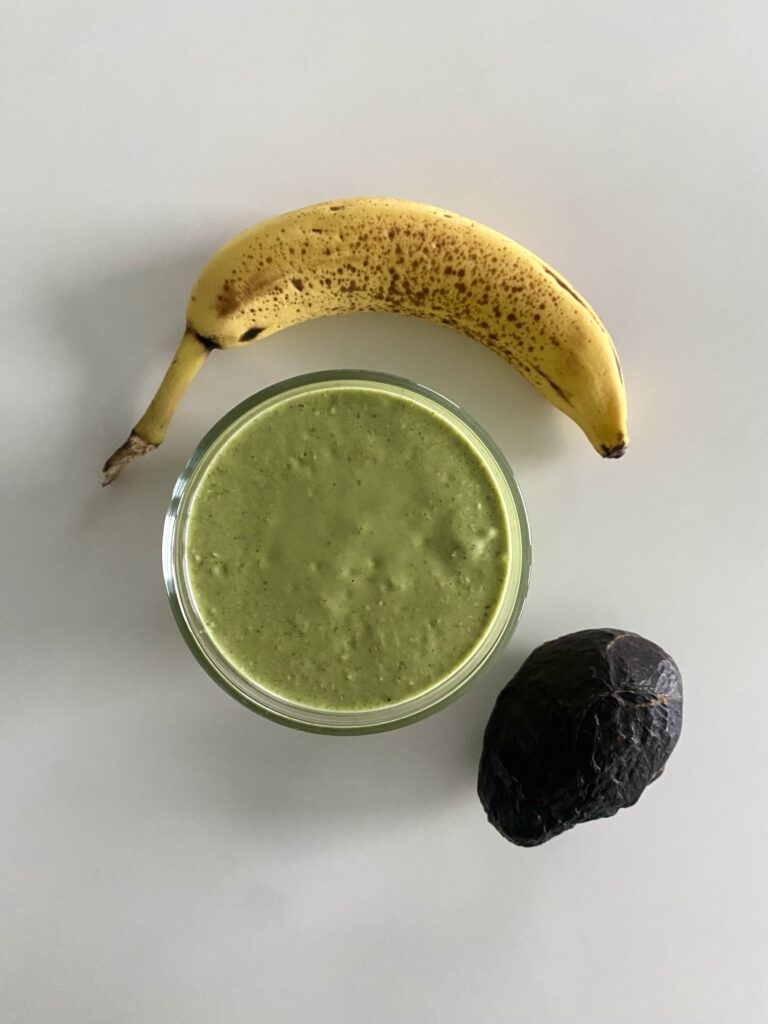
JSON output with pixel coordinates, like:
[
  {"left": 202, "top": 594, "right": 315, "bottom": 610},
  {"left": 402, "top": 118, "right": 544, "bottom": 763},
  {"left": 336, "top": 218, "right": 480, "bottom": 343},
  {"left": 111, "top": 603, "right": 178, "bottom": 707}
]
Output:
[{"left": 3, "top": 2, "right": 767, "bottom": 1021}]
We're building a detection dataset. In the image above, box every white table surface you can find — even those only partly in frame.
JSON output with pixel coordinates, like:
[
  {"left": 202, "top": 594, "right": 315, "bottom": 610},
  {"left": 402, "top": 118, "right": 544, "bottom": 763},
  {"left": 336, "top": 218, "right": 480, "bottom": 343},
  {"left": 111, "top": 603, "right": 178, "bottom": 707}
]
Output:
[{"left": 3, "top": 3, "right": 767, "bottom": 1021}]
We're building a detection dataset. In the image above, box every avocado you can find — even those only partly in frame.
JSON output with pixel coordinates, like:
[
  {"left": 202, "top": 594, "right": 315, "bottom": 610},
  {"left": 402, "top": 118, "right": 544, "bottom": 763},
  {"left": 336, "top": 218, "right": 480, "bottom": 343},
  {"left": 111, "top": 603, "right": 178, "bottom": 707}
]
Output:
[{"left": 478, "top": 629, "right": 682, "bottom": 846}]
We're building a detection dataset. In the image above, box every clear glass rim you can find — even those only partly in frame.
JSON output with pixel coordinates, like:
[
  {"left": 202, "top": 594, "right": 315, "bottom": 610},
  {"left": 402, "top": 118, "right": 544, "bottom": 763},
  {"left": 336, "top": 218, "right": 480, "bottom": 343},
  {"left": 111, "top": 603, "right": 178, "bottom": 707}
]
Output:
[{"left": 162, "top": 370, "right": 531, "bottom": 734}]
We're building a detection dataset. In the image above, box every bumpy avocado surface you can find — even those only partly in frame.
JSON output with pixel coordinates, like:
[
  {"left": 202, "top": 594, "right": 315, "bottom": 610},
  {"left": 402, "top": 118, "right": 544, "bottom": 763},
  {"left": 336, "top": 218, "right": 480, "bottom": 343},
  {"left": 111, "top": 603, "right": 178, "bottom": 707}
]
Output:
[{"left": 478, "top": 629, "right": 682, "bottom": 847}]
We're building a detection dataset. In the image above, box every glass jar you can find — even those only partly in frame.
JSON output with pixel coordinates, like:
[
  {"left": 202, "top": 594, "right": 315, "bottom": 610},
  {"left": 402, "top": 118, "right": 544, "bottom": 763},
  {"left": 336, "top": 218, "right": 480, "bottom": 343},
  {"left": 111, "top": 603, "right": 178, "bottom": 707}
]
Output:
[{"left": 163, "top": 370, "right": 531, "bottom": 733}]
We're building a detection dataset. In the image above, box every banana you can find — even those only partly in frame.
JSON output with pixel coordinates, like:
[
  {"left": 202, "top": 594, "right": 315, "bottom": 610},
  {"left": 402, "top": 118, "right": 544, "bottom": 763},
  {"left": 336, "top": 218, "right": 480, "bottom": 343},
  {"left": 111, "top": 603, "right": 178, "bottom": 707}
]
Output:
[{"left": 103, "top": 197, "right": 627, "bottom": 482}]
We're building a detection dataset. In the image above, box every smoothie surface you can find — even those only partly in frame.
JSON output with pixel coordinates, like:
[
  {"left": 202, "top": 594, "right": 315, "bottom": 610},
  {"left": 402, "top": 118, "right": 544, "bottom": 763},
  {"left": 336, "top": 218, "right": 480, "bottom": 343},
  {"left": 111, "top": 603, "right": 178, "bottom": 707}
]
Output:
[{"left": 185, "top": 385, "right": 511, "bottom": 711}]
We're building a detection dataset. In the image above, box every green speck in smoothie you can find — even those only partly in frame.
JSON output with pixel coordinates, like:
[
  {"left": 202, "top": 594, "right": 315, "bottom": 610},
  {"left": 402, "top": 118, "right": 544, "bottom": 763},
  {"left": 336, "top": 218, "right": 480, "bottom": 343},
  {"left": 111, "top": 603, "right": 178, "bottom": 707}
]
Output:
[{"left": 185, "top": 386, "right": 511, "bottom": 711}]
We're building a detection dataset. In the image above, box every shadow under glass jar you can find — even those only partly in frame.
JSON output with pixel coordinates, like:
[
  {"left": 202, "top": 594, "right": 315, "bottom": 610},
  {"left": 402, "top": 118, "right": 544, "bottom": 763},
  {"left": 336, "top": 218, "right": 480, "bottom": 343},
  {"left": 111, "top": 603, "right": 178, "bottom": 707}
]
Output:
[{"left": 163, "top": 370, "right": 531, "bottom": 734}]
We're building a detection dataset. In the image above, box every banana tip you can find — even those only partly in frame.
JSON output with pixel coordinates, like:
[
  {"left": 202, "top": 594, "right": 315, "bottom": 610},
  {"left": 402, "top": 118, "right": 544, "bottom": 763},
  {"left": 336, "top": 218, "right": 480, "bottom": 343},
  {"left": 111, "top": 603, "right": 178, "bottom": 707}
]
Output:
[
  {"left": 102, "top": 433, "right": 157, "bottom": 485},
  {"left": 600, "top": 440, "right": 628, "bottom": 459}
]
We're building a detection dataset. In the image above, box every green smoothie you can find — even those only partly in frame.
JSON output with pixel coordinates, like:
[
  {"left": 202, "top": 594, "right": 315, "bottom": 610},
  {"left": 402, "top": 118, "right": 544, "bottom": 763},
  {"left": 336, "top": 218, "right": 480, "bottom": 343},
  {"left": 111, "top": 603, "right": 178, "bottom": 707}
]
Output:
[{"left": 185, "top": 385, "right": 511, "bottom": 711}]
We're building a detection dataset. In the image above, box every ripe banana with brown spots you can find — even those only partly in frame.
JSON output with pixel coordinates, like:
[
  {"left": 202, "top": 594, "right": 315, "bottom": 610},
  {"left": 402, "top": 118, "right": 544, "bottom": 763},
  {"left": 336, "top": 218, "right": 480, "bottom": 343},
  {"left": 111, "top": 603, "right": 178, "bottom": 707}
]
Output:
[{"left": 103, "top": 197, "right": 627, "bottom": 483}]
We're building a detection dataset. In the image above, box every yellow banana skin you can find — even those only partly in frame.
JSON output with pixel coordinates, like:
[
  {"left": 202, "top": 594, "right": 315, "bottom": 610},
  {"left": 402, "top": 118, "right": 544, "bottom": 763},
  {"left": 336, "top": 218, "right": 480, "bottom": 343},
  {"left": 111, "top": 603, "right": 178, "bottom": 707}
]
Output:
[{"left": 103, "top": 198, "right": 627, "bottom": 482}]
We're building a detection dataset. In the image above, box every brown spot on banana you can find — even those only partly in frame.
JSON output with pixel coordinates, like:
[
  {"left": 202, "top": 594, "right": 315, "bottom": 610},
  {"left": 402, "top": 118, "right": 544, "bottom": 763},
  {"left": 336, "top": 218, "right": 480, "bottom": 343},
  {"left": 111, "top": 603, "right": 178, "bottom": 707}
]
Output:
[
  {"left": 239, "top": 326, "right": 266, "bottom": 342},
  {"left": 216, "top": 268, "right": 287, "bottom": 317},
  {"left": 531, "top": 366, "right": 572, "bottom": 407},
  {"left": 541, "top": 265, "right": 591, "bottom": 312}
]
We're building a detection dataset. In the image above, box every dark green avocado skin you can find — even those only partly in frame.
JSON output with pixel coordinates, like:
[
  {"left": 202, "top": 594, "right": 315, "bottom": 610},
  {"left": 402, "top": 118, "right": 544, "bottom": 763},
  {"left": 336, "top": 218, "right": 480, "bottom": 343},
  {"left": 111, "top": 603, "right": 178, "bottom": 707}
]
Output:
[{"left": 478, "top": 629, "right": 683, "bottom": 847}]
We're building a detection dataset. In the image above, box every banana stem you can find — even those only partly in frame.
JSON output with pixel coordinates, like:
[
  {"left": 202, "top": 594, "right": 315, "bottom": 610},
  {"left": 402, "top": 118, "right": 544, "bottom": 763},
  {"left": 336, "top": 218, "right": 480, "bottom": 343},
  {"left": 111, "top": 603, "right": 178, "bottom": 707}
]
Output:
[{"left": 102, "top": 329, "right": 211, "bottom": 485}]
